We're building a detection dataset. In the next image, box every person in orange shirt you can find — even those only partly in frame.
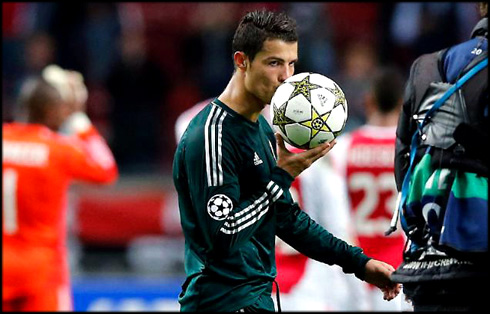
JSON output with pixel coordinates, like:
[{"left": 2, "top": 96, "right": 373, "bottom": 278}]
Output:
[{"left": 2, "top": 65, "right": 118, "bottom": 312}]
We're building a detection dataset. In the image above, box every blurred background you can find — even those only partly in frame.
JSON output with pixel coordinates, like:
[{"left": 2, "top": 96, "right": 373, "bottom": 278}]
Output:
[{"left": 2, "top": 2, "right": 482, "bottom": 311}]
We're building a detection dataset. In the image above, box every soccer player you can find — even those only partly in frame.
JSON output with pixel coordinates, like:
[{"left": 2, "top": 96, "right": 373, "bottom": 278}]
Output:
[
  {"left": 176, "top": 102, "right": 359, "bottom": 311},
  {"left": 330, "top": 66, "right": 410, "bottom": 311},
  {"left": 2, "top": 65, "right": 118, "bottom": 312},
  {"left": 172, "top": 10, "right": 400, "bottom": 312}
]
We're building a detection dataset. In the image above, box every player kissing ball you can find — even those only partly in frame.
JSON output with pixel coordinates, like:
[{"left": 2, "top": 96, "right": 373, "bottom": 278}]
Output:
[{"left": 270, "top": 72, "right": 348, "bottom": 149}]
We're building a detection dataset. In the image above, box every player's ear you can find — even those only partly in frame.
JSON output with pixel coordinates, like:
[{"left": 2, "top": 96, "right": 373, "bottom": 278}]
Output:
[
  {"left": 234, "top": 51, "right": 248, "bottom": 71},
  {"left": 363, "top": 92, "right": 375, "bottom": 116}
]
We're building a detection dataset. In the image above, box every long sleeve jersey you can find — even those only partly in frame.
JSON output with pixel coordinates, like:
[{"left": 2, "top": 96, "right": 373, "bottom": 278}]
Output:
[
  {"left": 2, "top": 122, "right": 118, "bottom": 299},
  {"left": 172, "top": 99, "right": 370, "bottom": 312}
]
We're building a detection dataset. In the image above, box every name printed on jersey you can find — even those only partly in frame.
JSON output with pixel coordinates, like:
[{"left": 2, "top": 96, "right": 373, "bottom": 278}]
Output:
[
  {"left": 3, "top": 141, "right": 49, "bottom": 167},
  {"left": 348, "top": 144, "right": 394, "bottom": 168}
]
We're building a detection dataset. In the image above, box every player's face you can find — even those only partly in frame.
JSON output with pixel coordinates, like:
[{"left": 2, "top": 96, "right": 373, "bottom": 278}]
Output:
[{"left": 245, "top": 39, "right": 297, "bottom": 105}]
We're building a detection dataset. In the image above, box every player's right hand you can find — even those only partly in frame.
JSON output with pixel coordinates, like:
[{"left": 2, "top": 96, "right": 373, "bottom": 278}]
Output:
[
  {"left": 275, "top": 133, "right": 335, "bottom": 178},
  {"left": 66, "top": 70, "right": 88, "bottom": 113}
]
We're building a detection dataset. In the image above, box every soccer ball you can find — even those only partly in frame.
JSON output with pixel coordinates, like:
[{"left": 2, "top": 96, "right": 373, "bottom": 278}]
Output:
[{"left": 270, "top": 72, "right": 348, "bottom": 149}]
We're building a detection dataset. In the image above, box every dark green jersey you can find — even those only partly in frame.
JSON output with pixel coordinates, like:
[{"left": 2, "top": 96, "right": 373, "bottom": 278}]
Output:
[{"left": 172, "top": 99, "right": 371, "bottom": 312}]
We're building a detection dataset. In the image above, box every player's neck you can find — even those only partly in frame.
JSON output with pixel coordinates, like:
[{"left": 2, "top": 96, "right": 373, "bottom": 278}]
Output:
[
  {"left": 218, "top": 74, "right": 264, "bottom": 122},
  {"left": 28, "top": 116, "right": 58, "bottom": 132},
  {"left": 367, "top": 111, "right": 399, "bottom": 127}
]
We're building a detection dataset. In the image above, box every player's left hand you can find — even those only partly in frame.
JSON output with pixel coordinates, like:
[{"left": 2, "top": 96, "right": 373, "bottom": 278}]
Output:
[
  {"left": 275, "top": 133, "right": 336, "bottom": 178},
  {"left": 363, "top": 259, "right": 401, "bottom": 301}
]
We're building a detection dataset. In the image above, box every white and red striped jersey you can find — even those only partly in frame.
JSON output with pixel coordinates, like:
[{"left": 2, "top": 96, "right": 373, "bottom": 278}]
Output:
[{"left": 331, "top": 125, "right": 405, "bottom": 270}]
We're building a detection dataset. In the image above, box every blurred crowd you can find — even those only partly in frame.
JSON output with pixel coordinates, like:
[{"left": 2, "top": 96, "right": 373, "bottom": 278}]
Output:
[{"left": 2, "top": 2, "right": 481, "bottom": 175}]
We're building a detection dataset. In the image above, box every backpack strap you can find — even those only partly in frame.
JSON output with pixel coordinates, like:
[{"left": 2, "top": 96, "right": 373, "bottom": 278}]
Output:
[{"left": 419, "top": 58, "right": 487, "bottom": 132}]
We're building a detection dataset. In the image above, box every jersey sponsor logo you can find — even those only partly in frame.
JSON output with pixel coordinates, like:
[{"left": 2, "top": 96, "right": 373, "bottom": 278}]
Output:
[
  {"left": 207, "top": 194, "right": 233, "bottom": 221},
  {"left": 205, "top": 104, "right": 228, "bottom": 187},
  {"left": 253, "top": 152, "right": 263, "bottom": 166},
  {"left": 3, "top": 141, "right": 49, "bottom": 167}
]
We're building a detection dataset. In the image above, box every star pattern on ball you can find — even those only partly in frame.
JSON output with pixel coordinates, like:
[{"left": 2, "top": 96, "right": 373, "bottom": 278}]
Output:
[
  {"left": 272, "top": 101, "right": 295, "bottom": 135},
  {"left": 289, "top": 75, "right": 323, "bottom": 103},
  {"left": 326, "top": 82, "right": 347, "bottom": 109},
  {"left": 299, "top": 104, "right": 331, "bottom": 138}
]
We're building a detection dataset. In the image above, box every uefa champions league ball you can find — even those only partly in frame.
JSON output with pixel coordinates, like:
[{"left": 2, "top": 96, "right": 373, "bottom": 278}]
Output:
[{"left": 270, "top": 72, "right": 348, "bottom": 149}]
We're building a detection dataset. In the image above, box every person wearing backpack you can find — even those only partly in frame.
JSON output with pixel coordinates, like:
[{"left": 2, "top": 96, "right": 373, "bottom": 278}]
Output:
[{"left": 390, "top": 2, "right": 488, "bottom": 311}]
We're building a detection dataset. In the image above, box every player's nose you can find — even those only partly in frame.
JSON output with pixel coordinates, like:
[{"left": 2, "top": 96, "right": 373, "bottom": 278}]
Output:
[{"left": 279, "top": 66, "right": 293, "bottom": 83}]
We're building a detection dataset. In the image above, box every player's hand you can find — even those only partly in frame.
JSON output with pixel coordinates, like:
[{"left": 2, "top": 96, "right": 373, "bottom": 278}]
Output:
[
  {"left": 275, "top": 133, "right": 336, "bottom": 178},
  {"left": 363, "top": 259, "right": 401, "bottom": 301},
  {"left": 66, "top": 70, "right": 88, "bottom": 113}
]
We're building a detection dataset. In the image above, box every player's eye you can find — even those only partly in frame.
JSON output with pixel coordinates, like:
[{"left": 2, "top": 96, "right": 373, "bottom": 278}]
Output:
[{"left": 269, "top": 60, "right": 280, "bottom": 66}]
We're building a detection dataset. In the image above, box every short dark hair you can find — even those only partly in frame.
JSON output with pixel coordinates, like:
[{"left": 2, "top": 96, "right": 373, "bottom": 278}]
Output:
[
  {"left": 232, "top": 10, "right": 298, "bottom": 63},
  {"left": 372, "top": 66, "right": 405, "bottom": 114},
  {"left": 19, "top": 77, "right": 61, "bottom": 122}
]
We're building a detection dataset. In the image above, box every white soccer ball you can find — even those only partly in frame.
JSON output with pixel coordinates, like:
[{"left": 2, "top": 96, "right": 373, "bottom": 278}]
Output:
[{"left": 270, "top": 72, "right": 348, "bottom": 149}]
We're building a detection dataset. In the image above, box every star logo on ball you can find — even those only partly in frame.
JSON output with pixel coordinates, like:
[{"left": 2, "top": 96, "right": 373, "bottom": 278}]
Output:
[
  {"left": 289, "top": 75, "right": 322, "bottom": 103},
  {"left": 326, "top": 83, "right": 347, "bottom": 109},
  {"left": 299, "top": 105, "right": 331, "bottom": 138},
  {"left": 272, "top": 101, "right": 295, "bottom": 135}
]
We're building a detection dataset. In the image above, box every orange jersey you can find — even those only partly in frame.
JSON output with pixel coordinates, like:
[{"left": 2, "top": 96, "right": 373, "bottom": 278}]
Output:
[{"left": 2, "top": 122, "right": 118, "bottom": 300}]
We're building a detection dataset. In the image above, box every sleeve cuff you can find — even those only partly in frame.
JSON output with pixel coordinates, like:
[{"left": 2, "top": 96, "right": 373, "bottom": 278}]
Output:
[{"left": 354, "top": 255, "right": 372, "bottom": 281}]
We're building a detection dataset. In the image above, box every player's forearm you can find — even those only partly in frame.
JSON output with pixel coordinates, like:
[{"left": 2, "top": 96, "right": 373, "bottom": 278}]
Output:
[
  {"left": 63, "top": 112, "right": 118, "bottom": 183},
  {"left": 276, "top": 206, "right": 371, "bottom": 280}
]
